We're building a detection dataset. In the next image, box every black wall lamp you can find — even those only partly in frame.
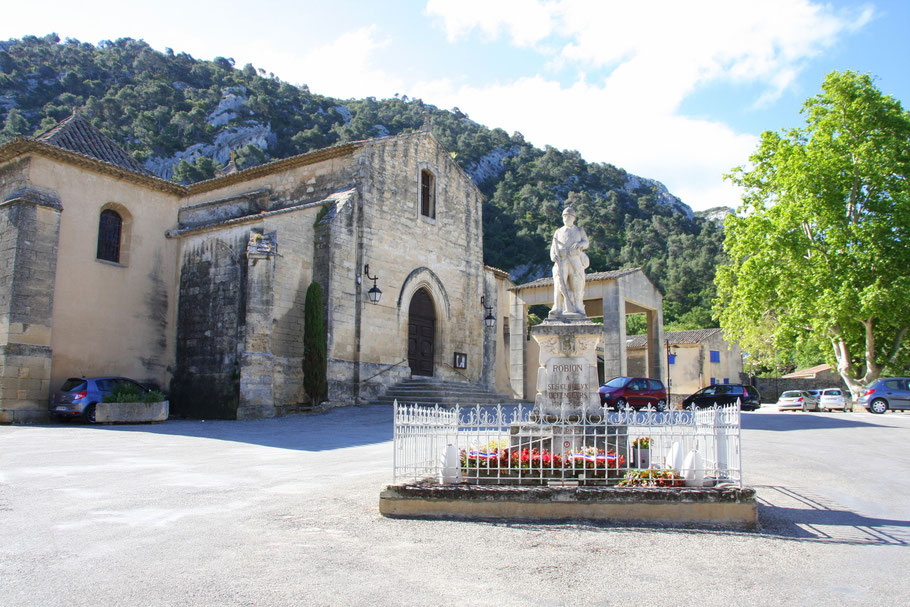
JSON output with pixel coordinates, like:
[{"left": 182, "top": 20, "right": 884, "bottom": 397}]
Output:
[
  {"left": 363, "top": 264, "right": 382, "bottom": 304},
  {"left": 481, "top": 295, "right": 496, "bottom": 329}
]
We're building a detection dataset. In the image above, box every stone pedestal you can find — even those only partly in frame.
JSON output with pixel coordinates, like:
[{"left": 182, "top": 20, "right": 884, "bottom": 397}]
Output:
[{"left": 530, "top": 320, "right": 602, "bottom": 421}]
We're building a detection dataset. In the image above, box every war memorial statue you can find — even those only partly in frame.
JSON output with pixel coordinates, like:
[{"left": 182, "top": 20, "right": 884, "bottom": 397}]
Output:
[
  {"left": 549, "top": 206, "right": 590, "bottom": 319},
  {"left": 530, "top": 206, "right": 603, "bottom": 422}
]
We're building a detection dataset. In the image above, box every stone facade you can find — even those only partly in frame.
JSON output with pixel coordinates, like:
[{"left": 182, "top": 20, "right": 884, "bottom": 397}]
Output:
[
  {"left": 0, "top": 128, "right": 513, "bottom": 421},
  {"left": 0, "top": 181, "right": 62, "bottom": 422}
]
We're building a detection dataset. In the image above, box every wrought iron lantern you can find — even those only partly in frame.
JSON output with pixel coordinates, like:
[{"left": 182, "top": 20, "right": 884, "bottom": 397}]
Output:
[
  {"left": 363, "top": 264, "right": 382, "bottom": 304},
  {"left": 481, "top": 295, "right": 496, "bottom": 329}
]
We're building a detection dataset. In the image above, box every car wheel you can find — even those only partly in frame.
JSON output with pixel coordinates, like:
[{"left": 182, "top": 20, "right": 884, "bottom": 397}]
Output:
[
  {"left": 655, "top": 399, "right": 667, "bottom": 412},
  {"left": 870, "top": 398, "right": 888, "bottom": 414},
  {"left": 615, "top": 397, "right": 627, "bottom": 410},
  {"left": 84, "top": 403, "right": 97, "bottom": 424}
]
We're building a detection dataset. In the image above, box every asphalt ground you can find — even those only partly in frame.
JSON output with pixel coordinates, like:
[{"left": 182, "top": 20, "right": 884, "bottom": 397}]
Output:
[{"left": 1, "top": 405, "right": 908, "bottom": 606}]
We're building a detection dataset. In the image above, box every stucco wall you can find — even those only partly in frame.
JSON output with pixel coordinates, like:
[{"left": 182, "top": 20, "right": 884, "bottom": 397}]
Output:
[
  {"left": 665, "top": 333, "right": 743, "bottom": 399},
  {"left": 27, "top": 156, "right": 180, "bottom": 394}
]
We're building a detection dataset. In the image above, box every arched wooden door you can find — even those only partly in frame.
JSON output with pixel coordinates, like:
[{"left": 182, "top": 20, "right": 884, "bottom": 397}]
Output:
[{"left": 408, "top": 289, "right": 436, "bottom": 376}]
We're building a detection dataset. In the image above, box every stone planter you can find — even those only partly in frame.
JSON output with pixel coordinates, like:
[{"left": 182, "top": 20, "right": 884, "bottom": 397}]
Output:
[{"left": 95, "top": 401, "right": 169, "bottom": 423}]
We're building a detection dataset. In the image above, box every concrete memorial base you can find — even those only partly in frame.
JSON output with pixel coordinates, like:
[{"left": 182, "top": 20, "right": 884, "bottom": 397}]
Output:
[
  {"left": 379, "top": 483, "right": 758, "bottom": 529},
  {"left": 95, "top": 401, "right": 169, "bottom": 423}
]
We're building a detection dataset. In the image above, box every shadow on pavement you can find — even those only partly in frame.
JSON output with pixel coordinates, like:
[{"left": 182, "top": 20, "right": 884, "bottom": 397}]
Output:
[
  {"left": 434, "top": 485, "right": 910, "bottom": 546},
  {"left": 742, "top": 412, "right": 896, "bottom": 431},
  {"left": 75, "top": 404, "right": 396, "bottom": 452},
  {"left": 753, "top": 485, "right": 910, "bottom": 545}
]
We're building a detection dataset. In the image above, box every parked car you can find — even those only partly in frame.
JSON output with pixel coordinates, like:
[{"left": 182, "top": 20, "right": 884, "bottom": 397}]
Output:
[
  {"left": 599, "top": 377, "right": 668, "bottom": 411},
  {"left": 818, "top": 388, "right": 849, "bottom": 412},
  {"left": 681, "top": 384, "right": 762, "bottom": 411},
  {"left": 776, "top": 390, "right": 819, "bottom": 412},
  {"left": 806, "top": 389, "right": 823, "bottom": 403},
  {"left": 49, "top": 376, "right": 152, "bottom": 423},
  {"left": 856, "top": 378, "right": 910, "bottom": 414}
]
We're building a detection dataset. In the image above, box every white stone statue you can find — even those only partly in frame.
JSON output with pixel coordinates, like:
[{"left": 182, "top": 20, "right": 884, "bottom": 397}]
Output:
[{"left": 549, "top": 206, "right": 590, "bottom": 318}]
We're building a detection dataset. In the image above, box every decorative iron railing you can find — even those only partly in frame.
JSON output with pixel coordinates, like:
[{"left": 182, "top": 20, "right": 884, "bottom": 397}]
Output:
[{"left": 392, "top": 402, "right": 742, "bottom": 487}]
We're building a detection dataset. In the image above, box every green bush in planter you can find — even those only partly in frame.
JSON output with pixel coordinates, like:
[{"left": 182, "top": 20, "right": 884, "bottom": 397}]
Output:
[{"left": 102, "top": 384, "right": 167, "bottom": 403}]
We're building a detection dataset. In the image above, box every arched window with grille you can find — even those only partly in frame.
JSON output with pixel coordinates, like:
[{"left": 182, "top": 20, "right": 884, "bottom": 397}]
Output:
[{"left": 96, "top": 209, "right": 122, "bottom": 263}]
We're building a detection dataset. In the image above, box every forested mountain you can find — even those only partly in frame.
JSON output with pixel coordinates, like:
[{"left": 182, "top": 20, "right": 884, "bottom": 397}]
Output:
[{"left": 0, "top": 34, "right": 725, "bottom": 328}]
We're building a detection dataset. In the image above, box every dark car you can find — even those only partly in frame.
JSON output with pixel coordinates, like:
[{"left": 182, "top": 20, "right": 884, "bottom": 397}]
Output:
[
  {"left": 49, "top": 376, "right": 152, "bottom": 423},
  {"left": 682, "top": 384, "right": 762, "bottom": 411},
  {"left": 599, "top": 376, "right": 668, "bottom": 411},
  {"left": 857, "top": 377, "right": 910, "bottom": 414}
]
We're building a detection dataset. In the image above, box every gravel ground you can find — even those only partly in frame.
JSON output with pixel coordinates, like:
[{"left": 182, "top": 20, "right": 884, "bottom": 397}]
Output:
[{"left": 1, "top": 405, "right": 908, "bottom": 606}]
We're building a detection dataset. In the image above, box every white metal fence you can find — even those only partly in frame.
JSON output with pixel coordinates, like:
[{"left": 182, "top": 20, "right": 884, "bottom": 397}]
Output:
[{"left": 393, "top": 402, "right": 742, "bottom": 487}]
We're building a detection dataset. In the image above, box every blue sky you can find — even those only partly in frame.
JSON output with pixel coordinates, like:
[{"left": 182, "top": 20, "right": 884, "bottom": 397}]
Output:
[{"left": 4, "top": 0, "right": 908, "bottom": 211}]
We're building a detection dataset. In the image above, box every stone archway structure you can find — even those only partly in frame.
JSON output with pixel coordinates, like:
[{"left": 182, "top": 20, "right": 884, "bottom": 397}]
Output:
[
  {"left": 397, "top": 267, "right": 451, "bottom": 378},
  {"left": 507, "top": 268, "right": 664, "bottom": 399}
]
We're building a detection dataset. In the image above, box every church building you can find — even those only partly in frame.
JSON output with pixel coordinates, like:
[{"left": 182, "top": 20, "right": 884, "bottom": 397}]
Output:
[
  {"left": 0, "top": 114, "right": 670, "bottom": 423},
  {"left": 0, "top": 115, "right": 513, "bottom": 421}
]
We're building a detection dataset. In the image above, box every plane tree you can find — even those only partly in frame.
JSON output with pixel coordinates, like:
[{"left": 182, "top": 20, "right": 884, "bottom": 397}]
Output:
[{"left": 715, "top": 71, "right": 910, "bottom": 399}]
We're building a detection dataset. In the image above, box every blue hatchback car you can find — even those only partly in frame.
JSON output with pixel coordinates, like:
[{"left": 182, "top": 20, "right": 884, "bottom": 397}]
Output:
[{"left": 49, "top": 376, "right": 152, "bottom": 423}]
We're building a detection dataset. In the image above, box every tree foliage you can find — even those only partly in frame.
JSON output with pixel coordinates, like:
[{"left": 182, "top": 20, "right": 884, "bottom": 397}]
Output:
[
  {"left": 303, "top": 281, "right": 327, "bottom": 404},
  {"left": 716, "top": 71, "right": 910, "bottom": 395}
]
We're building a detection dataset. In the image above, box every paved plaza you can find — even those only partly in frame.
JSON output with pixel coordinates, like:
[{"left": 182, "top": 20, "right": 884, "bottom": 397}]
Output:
[{"left": 2, "top": 406, "right": 909, "bottom": 606}]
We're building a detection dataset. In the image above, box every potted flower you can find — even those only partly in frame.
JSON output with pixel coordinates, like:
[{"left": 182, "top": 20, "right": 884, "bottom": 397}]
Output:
[{"left": 631, "top": 436, "right": 652, "bottom": 469}]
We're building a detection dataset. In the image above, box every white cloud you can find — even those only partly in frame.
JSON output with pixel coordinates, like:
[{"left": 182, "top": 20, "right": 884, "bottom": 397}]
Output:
[
  {"left": 415, "top": 74, "right": 757, "bottom": 209},
  {"left": 426, "top": 0, "right": 556, "bottom": 47},
  {"left": 419, "top": 0, "right": 872, "bottom": 209},
  {"left": 272, "top": 26, "right": 404, "bottom": 100}
]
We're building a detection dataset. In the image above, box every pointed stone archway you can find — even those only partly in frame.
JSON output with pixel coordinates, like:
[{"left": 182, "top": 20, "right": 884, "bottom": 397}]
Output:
[{"left": 408, "top": 288, "right": 436, "bottom": 376}]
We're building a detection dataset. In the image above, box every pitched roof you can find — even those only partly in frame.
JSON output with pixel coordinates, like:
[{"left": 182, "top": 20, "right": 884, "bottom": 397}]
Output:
[
  {"left": 626, "top": 328, "right": 723, "bottom": 348},
  {"left": 34, "top": 113, "right": 151, "bottom": 175},
  {"left": 512, "top": 268, "right": 640, "bottom": 290},
  {"left": 781, "top": 363, "right": 834, "bottom": 379}
]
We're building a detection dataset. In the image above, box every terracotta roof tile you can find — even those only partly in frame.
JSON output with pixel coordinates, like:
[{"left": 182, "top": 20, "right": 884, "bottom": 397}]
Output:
[
  {"left": 34, "top": 113, "right": 151, "bottom": 175},
  {"left": 512, "top": 268, "right": 640, "bottom": 290},
  {"left": 626, "top": 328, "right": 723, "bottom": 348}
]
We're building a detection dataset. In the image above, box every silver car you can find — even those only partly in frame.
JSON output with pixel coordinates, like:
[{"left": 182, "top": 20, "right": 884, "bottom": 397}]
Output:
[
  {"left": 49, "top": 376, "right": 151, "bottom": 423},
  {"left": 818, "top": 388, "right": 849, "bottom": 412},
  {"left": 777, "top": 390, "right": 819, "bottom": 412},
  {"left": 857, "top": 378, "right": 910, "bottom": 414}
]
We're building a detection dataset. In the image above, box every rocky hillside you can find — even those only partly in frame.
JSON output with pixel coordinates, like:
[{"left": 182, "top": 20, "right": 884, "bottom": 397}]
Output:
[{"left": 0, "top": 34, "right": 725, "bottom": 328}]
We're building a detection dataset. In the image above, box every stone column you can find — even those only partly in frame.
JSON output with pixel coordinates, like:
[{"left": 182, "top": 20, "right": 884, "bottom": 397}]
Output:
[
  {"left": 508, "top": 290, "right": 526, "bottom": 399},
  {"left": 646, "top": 308, "right": 664, "bottom": 381},
  {"left": 0, "top": 188, "right": 61, "bottom": 423},
  {"left": 601, "top": 281, "right": 626, "bottom": 380},
  {"left": 238, "top": 231, "right": 277, "bottom": 419}
]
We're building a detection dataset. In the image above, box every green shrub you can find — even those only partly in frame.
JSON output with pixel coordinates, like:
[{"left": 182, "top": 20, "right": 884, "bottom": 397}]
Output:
[
  {"left": 303, "top": 281, "right": 327, "bottom": 404},
  {"left": 102, "top": 384, "right": 167, "bottom": 403}
]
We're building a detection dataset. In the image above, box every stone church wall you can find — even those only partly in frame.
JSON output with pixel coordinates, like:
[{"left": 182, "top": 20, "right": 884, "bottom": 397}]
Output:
[
  {"left": 172, "top": 231, "right": 247, "bottom": 418},
  {"left": 32, "top": 157, "right": 180, "bottom": 393},
  {"left": 322, "top": 133, "right": 486, "bottom": 403},
  {"left": 1, "top": 155, "right": 180, "bottom": 421},
  {"left": 172, "top": 153, "right": 356, "bottom": 415},
  {"left": 0, "top": 180, "right": 61, "bottom": 422}
]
